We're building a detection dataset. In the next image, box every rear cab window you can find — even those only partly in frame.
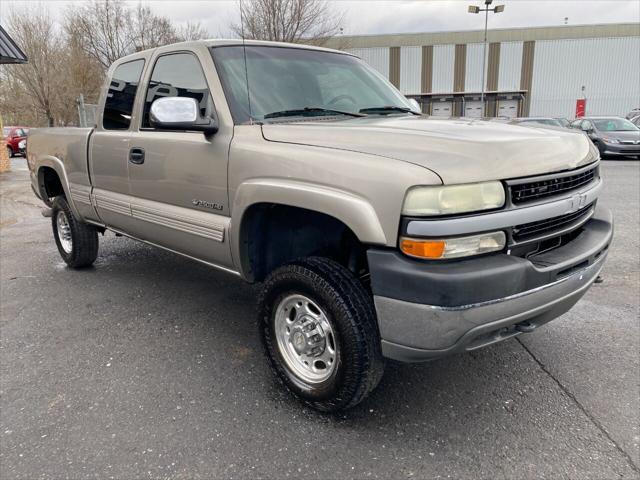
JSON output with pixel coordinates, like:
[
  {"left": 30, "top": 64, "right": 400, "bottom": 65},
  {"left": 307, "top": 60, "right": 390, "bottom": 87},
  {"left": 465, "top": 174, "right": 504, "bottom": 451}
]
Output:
[{"left": 103, "top": 59, "right": 145, "bottom": 130}]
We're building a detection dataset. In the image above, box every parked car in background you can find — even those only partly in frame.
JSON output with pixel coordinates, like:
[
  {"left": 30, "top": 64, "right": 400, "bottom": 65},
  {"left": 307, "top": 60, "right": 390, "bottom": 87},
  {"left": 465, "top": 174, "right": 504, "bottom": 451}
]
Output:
[
  {"left": 571, "top": 116, "right": 640, "bottom": 159},
  {"left": 3, "top": 126, "right": 29, "bottom": 157},
  {"left": 510, "top": 117, "right": 569, "bottom": 128},
  {"left": 630, "top": 115, "right": 640, "bottom": 128}
]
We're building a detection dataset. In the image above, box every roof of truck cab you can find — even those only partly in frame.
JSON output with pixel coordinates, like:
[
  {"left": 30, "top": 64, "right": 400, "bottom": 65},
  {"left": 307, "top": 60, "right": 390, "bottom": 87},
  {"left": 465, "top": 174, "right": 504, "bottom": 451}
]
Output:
[
  {"left": 207, "top": 39, "right": 352, "bottom": 55},
  {"left": 127, "top": 39, "right": 351, "bottom": 58}
]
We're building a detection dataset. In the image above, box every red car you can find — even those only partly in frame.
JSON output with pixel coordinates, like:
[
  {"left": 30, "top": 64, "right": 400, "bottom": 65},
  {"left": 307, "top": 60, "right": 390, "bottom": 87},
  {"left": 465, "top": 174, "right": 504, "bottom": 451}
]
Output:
[{"left": 3, "top": 126, "right": 29, "bottom": 157}]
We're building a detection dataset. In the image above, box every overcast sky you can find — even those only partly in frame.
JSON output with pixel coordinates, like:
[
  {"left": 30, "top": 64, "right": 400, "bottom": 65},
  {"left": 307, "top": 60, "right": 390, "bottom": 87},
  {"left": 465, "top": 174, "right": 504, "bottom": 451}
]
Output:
[{"left": 2, "top": 0, "right": 639, "bottom": 37}]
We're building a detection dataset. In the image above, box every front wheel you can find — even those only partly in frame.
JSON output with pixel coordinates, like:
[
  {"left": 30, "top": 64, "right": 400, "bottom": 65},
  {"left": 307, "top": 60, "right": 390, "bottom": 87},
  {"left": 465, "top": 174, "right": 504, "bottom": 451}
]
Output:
[
  {"left": 51, "top": 196, "right": 99, "bottom": 268},
  {"left": 259, "top": 257, "right": 384, "bottom": 412},
  {"left": 6, "top": 146, "right": 13, "bottom": 158}
]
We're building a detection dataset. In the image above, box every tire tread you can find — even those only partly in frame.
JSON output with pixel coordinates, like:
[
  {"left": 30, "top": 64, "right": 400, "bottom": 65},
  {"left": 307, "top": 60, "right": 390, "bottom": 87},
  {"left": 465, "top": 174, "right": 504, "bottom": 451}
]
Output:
[
  {"left": 52, "top": 196, "right": 98, "bottom": 268},
  {"left": 260, "top": 257, "right": 384, "bottom": 411}
]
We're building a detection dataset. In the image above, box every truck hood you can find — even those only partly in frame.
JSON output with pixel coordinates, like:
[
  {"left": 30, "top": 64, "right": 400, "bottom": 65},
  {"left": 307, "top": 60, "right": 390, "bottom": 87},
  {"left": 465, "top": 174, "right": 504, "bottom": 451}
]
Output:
[{"left": 261, "top": 116, "right": 595, "bottom": 184}]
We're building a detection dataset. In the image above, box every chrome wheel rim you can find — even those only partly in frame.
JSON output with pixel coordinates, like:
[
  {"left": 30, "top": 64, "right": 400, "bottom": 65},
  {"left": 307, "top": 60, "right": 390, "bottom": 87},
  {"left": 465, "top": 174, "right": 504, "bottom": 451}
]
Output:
[
  {"left": 56, "top": 210, "right": 73, "bottom": 254},
  {"left": 274, "top": 294, "right": 338, "bottom": 384}
]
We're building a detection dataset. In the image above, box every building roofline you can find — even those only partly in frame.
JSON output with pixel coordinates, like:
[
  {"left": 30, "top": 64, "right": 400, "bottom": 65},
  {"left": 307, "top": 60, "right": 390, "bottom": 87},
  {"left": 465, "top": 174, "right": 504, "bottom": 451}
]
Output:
[
  {"left": 0, "top": 25, "right": 28, "bottom": 64},
  {"left": 323, "top": 22, "right": 640, "bottom": 49}
]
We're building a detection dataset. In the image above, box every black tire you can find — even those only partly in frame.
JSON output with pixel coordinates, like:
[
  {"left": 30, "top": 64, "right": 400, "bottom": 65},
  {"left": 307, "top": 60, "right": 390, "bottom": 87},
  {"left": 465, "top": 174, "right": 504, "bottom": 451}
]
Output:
[
  {"left": 51, "top": 196, "right": 99, "bottom": 268},
  {"left": 259, "top": 257, "right": 384, "bottom": 412},
  {"left": 6, "top": 146, "right": 13, "bottom": 158}
]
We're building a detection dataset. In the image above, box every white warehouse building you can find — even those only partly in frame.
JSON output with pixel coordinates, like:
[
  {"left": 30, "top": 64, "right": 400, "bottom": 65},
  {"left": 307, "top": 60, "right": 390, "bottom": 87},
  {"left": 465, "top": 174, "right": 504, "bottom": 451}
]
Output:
[{"left": 324, "top": 23, "right": 640, "bottom": 119}]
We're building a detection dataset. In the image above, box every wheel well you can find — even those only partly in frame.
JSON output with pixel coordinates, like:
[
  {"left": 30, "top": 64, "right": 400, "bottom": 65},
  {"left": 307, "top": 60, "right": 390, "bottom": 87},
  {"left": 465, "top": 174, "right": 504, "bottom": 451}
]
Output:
[
  {"left": 240, "top": 204, "right": 369, "bottom": 283},
  {"left": 38, "top": 167, "right": 64, "bottom": 200}
]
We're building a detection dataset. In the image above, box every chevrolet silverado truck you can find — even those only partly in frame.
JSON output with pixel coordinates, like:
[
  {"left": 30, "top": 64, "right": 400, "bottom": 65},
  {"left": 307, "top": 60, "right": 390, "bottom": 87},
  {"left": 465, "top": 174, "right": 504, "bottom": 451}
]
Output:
[{"left": 27, "top": 40, "right": 613, "bottom": 411}]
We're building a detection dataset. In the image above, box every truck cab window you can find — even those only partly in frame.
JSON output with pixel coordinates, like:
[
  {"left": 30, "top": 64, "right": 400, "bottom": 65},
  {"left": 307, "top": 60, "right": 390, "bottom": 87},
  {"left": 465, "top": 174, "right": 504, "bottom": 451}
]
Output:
[
  {"left": 142, "top": 53, "right": 213, "bottom": 129},
  {"left": 103, "top": 59, "right": 145, "bottom": 130}
]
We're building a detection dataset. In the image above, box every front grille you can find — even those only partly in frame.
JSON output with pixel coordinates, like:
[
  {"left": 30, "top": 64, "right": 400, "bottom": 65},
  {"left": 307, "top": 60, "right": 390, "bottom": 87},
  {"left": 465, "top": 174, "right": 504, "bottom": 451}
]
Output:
[
  {"left": 512, "top": 203, "right": 594, "bottom": 241},
  {"left": 510, "top": 167, "right": 596, "bottom": 204}
]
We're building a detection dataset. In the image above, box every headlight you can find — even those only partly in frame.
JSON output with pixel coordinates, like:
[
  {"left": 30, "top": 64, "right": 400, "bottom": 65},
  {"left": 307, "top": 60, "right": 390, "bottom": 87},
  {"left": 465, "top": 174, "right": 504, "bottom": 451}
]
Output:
[
  {"left": 400, "top": 231, "right": 506, "bottom": 260},
  {"left": 18, "top": 139, "right": 26, "bottom": 149},
  {"left": 402, "top": 181, "right": 505, "bottom": 216},
  {"left": 602, "top": 136, "right": 619, "bottom": 144}
]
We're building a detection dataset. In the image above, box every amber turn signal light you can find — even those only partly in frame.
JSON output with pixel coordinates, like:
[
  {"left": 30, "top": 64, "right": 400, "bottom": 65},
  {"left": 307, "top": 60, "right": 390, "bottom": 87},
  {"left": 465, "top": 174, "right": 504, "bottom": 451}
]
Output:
[
  {"left": 400, "top": 238, "right": 446, "bottom": 259},
  {"left": 400, "top": 232, "right": 506, "bottom": 260}
]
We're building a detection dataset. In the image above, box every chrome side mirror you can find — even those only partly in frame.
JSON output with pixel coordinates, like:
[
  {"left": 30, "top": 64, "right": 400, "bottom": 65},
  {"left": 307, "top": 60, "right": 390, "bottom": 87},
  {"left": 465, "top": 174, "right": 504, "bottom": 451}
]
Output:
[
  {"left": 149, "top": 97, "right": 218, "bottom": 134},
  {"left": 407, "top": 98, "right": 421, "bottom": 113}
]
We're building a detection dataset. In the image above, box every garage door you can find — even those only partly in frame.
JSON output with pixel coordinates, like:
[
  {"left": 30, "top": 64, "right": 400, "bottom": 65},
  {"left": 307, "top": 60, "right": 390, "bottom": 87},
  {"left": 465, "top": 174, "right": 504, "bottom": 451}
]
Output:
[
  {"left": 465, "top": 101, "right": 484, "bottom": 118},
  {"left": 431, "top": 101, "right": 452, "bottom": 117},
  {"left": 498, "top": 99, "right": 519, "bottom": 118}
]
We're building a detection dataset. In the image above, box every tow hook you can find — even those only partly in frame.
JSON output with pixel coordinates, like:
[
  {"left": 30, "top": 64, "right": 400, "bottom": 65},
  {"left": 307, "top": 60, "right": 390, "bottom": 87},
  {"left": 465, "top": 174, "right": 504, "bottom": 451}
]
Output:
[{"left": 515, "top": 321, "right": 536, "bottom": 333}]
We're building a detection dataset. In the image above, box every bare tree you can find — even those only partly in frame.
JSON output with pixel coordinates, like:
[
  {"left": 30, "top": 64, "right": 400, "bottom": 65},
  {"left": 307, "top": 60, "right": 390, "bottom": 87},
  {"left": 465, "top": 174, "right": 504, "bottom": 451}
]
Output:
[
  {"left": 177, "top": 21, "right": 210, "bottom": 42},
  {"left": 130, "top": 3, "right": 179, "bottom": 52},
  {"left": 0, "top": 1, "right": 209, "bottom": 127},
  {"left": 65, "top": 0, "right": 133, "bottom": 69},
  {"left": 2, "top": 10, "right": 66, "bottom": 126},
  {"left": 231, "top": 0, "right": 343, "bottom": 45},
  {"left": 65, "top": 0, "right": 210, "bottom": 69}
]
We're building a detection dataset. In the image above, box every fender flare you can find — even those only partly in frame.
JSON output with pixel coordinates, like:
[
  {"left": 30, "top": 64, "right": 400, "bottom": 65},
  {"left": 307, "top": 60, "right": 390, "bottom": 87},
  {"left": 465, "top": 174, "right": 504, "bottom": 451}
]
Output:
[
  {"left": 36, "top": 156, "right": 82, "bottom": 219},
  {"left": 230, "top": 178, "right": 387, "bottom": 278}
]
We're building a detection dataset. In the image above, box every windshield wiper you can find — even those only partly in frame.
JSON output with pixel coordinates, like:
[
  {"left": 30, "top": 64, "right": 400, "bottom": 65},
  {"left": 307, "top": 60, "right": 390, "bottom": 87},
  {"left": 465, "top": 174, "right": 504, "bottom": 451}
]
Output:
[
  {"left": 263, "top": 107, "right": 366, "bottom": 120},
  {"left": 359, "top": 106, "right": 421, "bottom": 115}
]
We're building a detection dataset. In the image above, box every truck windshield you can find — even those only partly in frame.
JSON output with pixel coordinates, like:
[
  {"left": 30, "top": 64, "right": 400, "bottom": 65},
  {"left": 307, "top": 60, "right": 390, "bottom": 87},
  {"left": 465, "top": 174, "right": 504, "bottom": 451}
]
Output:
[{"left": 211, "top": 45, "right": 413, "bottom": 124}]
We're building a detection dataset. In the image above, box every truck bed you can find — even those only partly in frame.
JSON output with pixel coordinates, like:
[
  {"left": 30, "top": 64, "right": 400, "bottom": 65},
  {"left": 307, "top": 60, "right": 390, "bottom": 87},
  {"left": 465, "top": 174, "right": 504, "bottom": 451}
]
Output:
[{"left": 27, "top": 127, "right": 94, "bottom": 216}]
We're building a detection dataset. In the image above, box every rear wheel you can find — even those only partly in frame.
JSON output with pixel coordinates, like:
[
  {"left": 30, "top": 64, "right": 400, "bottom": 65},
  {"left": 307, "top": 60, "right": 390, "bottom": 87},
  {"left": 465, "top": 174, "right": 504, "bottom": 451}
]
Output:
[
  {"left": 259, "top": 257, "right": 384, "bottom": 412},
  {"left": 51, "top": 196, "right": 99, "bottom": 268}
]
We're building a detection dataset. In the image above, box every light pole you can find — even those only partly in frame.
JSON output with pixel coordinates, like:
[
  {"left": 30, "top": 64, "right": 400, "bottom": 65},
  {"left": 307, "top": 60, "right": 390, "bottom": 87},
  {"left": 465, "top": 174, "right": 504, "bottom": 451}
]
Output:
[{"left": 468, "top": 0, "right": 504, "bottom": 116}]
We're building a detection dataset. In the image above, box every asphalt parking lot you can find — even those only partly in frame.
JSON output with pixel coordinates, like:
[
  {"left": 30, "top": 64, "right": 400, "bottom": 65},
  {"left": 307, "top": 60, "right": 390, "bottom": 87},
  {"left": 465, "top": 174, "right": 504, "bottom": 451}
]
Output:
[{"left": 1, "top": 157, "right": 639, "bottom": 479}]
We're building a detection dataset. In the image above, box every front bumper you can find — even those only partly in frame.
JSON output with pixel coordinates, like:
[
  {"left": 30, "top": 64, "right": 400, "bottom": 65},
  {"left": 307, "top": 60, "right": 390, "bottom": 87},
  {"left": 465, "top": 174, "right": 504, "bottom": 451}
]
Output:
[
  {"left": 603, "top": 143, "right": 640, "bottom": 156},
  {"left": 369, "top": 207, "right": 613, "bottom": 362}
]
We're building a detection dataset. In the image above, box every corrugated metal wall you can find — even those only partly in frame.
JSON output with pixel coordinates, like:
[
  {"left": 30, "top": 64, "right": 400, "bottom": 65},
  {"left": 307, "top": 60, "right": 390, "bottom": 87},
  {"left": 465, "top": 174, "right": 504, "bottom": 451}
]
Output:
[
  {"left": 465, "top": 43, "right": 487, "bottom": 92},
  {"left": 349, "top": 34, "right": 639, "bottom": 117},
  {"left": 348, "top": 47, "right": 390, "bottom": 79},
  {"left": 399, "top": 46, "right": 421, "bottom": 94},
  {"left": 530, "top": 37, "right": 640, "bottom": 117},
  {"left": 432, "top": 44, "right": 455, "bottom": 93},
  {"left": 497, "top": 41, "right": 523, "bottom": 91}
]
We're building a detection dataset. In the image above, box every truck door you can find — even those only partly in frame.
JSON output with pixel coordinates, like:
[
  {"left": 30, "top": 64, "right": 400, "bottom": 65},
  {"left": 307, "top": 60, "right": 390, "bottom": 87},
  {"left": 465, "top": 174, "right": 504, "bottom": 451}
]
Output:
[
  {"left": 126, "top": 51, "right": 234, "bottom": 270},
  {"left": 89, "top": 58, "right": 146, "bottom": 232}
]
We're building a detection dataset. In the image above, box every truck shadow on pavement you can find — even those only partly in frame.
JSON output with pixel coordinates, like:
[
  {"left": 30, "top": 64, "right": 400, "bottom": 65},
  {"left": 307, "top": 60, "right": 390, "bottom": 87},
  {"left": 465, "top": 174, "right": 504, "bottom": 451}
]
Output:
[
  {"left": 4, "top": 228, "right": 634, "bottom": 479},
  {"left": 91, "top": 234, "right": 560, "bottom": 425}
]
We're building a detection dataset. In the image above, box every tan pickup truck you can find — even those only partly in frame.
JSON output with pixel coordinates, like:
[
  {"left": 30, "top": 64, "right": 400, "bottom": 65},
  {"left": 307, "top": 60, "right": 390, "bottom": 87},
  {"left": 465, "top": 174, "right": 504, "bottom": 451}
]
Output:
[{"left": 27, "top": 40, "right": 613, "bottom": 411}]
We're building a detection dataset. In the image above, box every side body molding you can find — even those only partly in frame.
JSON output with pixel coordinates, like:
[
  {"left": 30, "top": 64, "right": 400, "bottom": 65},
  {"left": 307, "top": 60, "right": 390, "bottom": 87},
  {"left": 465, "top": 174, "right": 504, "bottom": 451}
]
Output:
[{"left": 230, "top": 178, "right": 388, "bottom": 277}]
